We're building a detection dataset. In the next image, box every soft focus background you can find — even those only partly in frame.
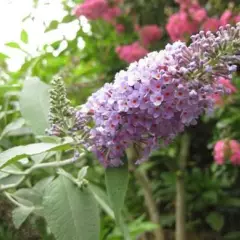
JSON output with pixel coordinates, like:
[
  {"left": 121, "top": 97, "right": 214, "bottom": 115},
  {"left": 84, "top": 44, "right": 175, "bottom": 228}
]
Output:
[{"left": 0, "top": 0, "right": 240, "bottom": 239}]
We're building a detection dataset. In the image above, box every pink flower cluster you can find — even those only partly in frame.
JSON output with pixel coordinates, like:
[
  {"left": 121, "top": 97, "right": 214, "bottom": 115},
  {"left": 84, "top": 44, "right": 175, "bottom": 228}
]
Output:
[
  {"left": 74, "top": 1, "right": 163, "bottom": 63},
  {"left": 116, "top": 24, "right": 163, "bottom": 63},
  {"left": 115, "top": 42, "right": 148, "bottom": 64},
  {"left": 166, "top": 11, "right": 199, "bottom": 42},
  {"left": 74, "top": 0, "right": 121, "bottom": 23},
  {"left": 167, "top": 0, "right": 240, "bottom": 41},
  {"left": 214, "top": 140, "right": 240, "bottom": 165},
  {"left": 138, "top": 25, "right": 163, "bottom": 47},
  {"left": 74, "top": 0, "right": 108, "bottom": 20}
]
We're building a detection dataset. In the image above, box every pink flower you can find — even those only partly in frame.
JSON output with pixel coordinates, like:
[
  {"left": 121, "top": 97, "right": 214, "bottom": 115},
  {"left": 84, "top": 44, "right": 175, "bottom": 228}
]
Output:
[
  {"left": 138, "top": 25, "right": 163, "bottom": 47},
  {"left": 74, "top": 0, "right": 108, "bottom": 20},
  {"left": 102, "top": 6, "right": 122, "bottom": 23},
  {"left": 202, "top": 17, "right": 221, "bottom": 32},
  {"left": 229, "top": 140, "right": 240, "bottom": 165},
  {"left": 214, "top": 140, "right": 240, "bottom": 165},
  {"left": 218, "top": 78, "right": 237, "bottom": 94},
  {"left": 220, "top": 10, "right": 233, "bottom": 25},
  {"left": 115, "top": 24, "right": 125, "bottom": 33},
  {"left": 166, "top": 11, "right": 198, "bottom": 41},
  {"left": 235, "top": 15, "right": 240, "bottom": 23},
  {"left": 213, "top": 78, "right": 237, "bottom": 105},
  {"left": 214, "top": 140, "right": 226, "bottom": 165},
  {"left": 213, "top": 77, "right": 237, "bottom": 106},
  {"left": 189, "top": 5, "right": 207, "bottom": 23},
  {"left": 116, "top": 42, "right": 148, "bottom": 63}
]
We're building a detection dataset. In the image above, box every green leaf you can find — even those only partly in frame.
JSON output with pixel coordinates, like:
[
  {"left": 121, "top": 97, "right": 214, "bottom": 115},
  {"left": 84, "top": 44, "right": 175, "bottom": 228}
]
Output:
[
  {"left": 20, "top": 30, "right": 28, "bottom": 44},
  {"left": 77, "top": 166, "right": 89, "bottom": 181},
  {"left": 62, "top": 15, "right": 75, "bottom": 23},
  {"left": 221, "top": 197, "right": 240, "bottom": 208},
  {"left": 0, "top": 141, "right": 71, "bottom": 169},
  {"left": 224, "top": 231, "right": 240, "bottom": 239},
  {"left": 31, "top": 152, "right": 49, "bottom": 164},
  {"left": 19, "top": 78, "right": 50, "bottom": 135},
  {"left": 5, "top": 42, "right": 21, "bottom": 49},
  {"left": 206, "top": 212, "right": 224, "bottom": 232},
  {"left": 12, "top": 206, "right": 34, "bottom": 229},
  {"left": 33, "top": 176, "right": 54, "bottom": 194},
  {"left": 108, "top": 216, "right": 158, "bottom": 239},
  {"left": 0, "top": 165, "right": 22, "bottom": 179},
  {"left": 14, "top": 188, "right": 42, "bottom": 206},
  {"left": 0, "top": 52, "right": 9, "bottom": 60},
  {"left": 0, "top": 175, "right": 24, "bottom": 186},
  {"left": 89, "top": 183, "right": 114, "bottom": 219},
  {"left": 105, "top": 163, "right": 130, "bottom": 239},
  {"left": 202, "top": 191, "right": 218, "bottom": 204},
  {"left": 43, "top": 176, "right": 100, "bottom": 240},
  {"left": 45, "top": 20, "right": 59, "bottom": 32},
  {"left": 0, "top": 85, "right": 21, "bottom": 97},
  {"left": 105, "top": 163, "right": 129, "bottom": 224},
  {"left": 1, "top": 118, "right": 25, "bottom": 139}
]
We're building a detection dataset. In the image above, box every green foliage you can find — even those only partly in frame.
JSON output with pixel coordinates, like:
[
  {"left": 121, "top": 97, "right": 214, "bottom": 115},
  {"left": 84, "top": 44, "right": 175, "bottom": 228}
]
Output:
[
  {"left": 19, "top": 78, "right": 50, "bottom": 135},
  {"left": 89, "top": 183, "right": 115, "bottom": 219},
  {"left": 206, "top": 212, "right": 224, "bottom": 232},
  {"left": 20, "top": 30, "right": 28, "bottom": 44},
  {"left": 5, "top": 42, "right": 21, "bottom": 49},
  {"left": 12, "top": 206, "right": 34, "bottom": 229},
  {"left": 105, "top": 163, "right": 129, "bottom": 239},
  {"left": 0, "top": 141, "right": 71, "bottom": 169},
  {"left": 105, "top": 164, "right": 129, "bottom": 224},
  {"left": 0, "top": 0, "right": 240, "bottom": 239},
  {"left": 43, "top": 175, "right": 100, "bottom": 240}
]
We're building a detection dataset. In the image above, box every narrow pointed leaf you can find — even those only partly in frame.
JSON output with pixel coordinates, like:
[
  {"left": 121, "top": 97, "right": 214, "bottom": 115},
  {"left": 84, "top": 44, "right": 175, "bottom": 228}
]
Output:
[{"left": 5, "top": 42, "right": 21, "bottom": 49}]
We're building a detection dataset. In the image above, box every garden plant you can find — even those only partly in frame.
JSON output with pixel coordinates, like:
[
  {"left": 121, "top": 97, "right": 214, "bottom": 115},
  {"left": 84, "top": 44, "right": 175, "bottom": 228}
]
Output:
[{"left": 0, "top": 0, "right": 240, "bottom": 240}]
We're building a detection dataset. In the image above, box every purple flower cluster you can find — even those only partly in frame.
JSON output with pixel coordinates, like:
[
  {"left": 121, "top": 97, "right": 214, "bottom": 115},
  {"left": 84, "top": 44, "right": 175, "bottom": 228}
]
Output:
[{"left": 80, "top": 24, "right": 240, "bottom": 167}]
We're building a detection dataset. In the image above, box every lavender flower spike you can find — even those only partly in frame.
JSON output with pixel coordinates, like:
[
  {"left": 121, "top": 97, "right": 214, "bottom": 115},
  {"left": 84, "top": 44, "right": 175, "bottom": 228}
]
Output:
[{"left": 80, "top": 24, "right": 240, "bottom": 167}]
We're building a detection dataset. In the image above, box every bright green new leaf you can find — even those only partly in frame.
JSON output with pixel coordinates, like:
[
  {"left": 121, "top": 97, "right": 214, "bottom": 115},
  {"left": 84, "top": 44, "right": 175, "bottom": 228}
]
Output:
[
  {"left": 43, "top": 175, "right": 100, "bottom": 240},
  {"left": 0, "top": 142, "right": 71, "bottom": 169},
  {"left": 0, "top": 85, "right": 21, "bottom": 97},
  {"left": 0, "top": 52, "right": 9, "bottom": 60},
  {"left": 19, "top": 78, "right": 50, "bottom": 135},
  {"left": 12, "top": 206, "right": 34, "bottom": 229},
  {"left": 45, "top": 20, "right": 59, "bottom": 32},
  {"left": 20, "top": 30, "right": 28, "bottom": 44},
  {"left": 5, "top": 42, "right": 21, "bottom": 49}
]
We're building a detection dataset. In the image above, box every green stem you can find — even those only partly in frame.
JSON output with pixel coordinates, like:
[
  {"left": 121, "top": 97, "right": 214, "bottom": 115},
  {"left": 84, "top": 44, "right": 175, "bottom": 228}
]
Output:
[
  {"left": 175, "top": 133, "right": 190, "bottom": 240},
  {"left": 0, "top": 153, "right": 85, "bottom": 191}
]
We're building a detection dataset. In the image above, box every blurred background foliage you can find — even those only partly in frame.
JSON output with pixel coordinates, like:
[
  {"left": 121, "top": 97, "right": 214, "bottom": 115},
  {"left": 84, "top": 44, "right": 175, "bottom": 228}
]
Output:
[{"left": 0, "top": 0, "right": 240, "bottom": 239}]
